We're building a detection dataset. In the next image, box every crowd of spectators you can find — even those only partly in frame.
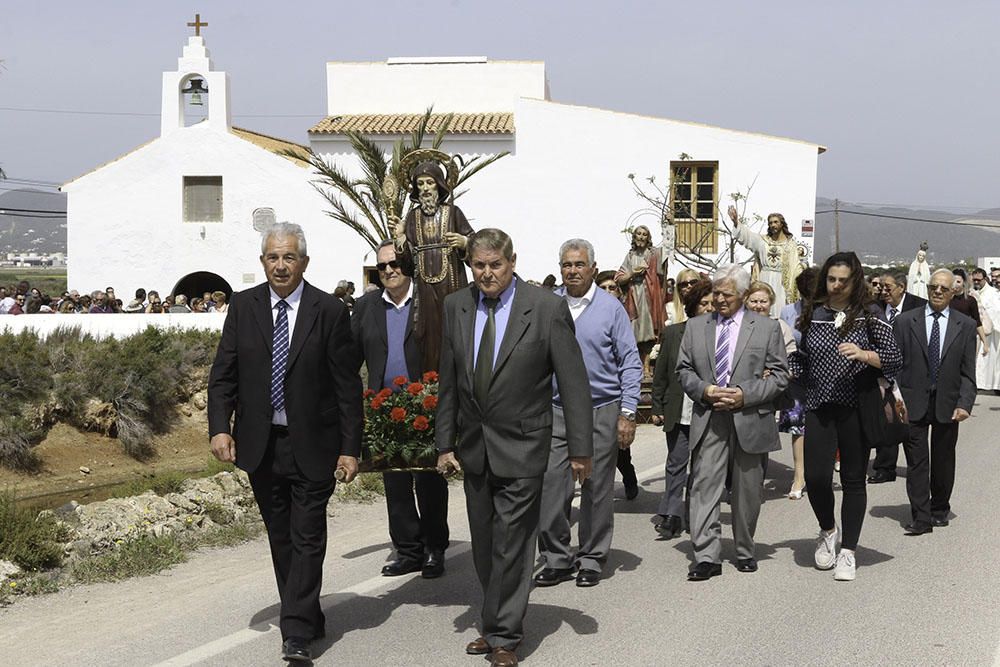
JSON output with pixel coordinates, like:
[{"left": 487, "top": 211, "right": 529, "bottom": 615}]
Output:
[{"left": 0, "top": 281, "right": 230, "bottom": 315}]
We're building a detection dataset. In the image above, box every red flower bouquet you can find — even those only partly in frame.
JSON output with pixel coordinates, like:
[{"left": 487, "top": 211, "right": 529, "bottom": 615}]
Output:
[{"left": 361, "top": 374, "right": 440, "bottom": 470}]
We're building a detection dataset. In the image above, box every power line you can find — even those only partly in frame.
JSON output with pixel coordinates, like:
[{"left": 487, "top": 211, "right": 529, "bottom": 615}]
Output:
[
  {"left": 2, "top": 177, "right": 61, "bottom": 187},
  {"left": 0, "top": 186, "right": 65, "bottom": 196},
  {"left": 0, "top": 206, "right": 66, "bottom": 215},
  {"left": 0, "top": 106, "right": 321, "bottom": 119},
  {"left": 0, "top": 212, "right": 65, "bottom": 219},
  {"left": 815, "top": 208, "right": 1000, "bottom": 230}
]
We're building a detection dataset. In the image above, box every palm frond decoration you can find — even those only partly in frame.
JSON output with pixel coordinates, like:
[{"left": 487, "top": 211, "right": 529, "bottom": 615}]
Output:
[{"left": 285, "top": 107, "right": 508, "bottom": 251}]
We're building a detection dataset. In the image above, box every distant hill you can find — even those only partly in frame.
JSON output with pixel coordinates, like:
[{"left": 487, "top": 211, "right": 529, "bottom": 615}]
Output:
[
  {"left": 0, "top": 188, "right": 67, "bottom": 254},
  {"left": 812, "top": 198, "right": 1000, "bottom": 265}
]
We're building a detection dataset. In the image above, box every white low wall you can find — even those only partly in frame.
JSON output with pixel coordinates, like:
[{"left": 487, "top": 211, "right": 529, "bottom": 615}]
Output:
[{"left": 0, "top": 313, "right": 226, "bottom": 340}]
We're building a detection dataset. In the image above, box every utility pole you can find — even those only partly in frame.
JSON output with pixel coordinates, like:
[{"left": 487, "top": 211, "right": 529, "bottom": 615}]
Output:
[{"left": 834, "top": 198, "right": 841, "bottom": 253}]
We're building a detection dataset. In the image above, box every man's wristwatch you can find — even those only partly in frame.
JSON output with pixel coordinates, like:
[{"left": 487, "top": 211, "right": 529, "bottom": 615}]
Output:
[{"left": 620, "top": 409, "right": 636, "bottom": 422}]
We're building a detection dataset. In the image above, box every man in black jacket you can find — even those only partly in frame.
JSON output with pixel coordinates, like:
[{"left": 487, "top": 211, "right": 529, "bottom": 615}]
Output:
[
  {"left": 352, "top": 240, "right": 449, "bottom": 579},
  {"left": 208, "top": 223, "right": 362, "bottom": 662},
  {"left": 892, "top": 269, "right": 976, "bottom": 535}
]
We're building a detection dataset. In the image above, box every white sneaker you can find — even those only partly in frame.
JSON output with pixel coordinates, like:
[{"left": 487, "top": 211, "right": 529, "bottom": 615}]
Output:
[
  {"left": 814, "top": 526, "right": 840, "bottom": 570},
  {"left": 834, "top": 550, "right": 856, "bottom": 581}
]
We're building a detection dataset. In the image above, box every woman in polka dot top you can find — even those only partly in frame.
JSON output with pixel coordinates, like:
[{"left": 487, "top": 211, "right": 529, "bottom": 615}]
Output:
[{"left": 788, "top": 252, "right": 902, "bottom": 581}]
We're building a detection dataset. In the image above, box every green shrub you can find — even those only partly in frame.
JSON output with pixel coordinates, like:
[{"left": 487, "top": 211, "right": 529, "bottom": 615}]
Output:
[
  {"left": 0, "top": 332, "right": 54, "bottom": 417},
  {"left": 0, "top": 491, "right": 68, "bottom": 571},
  {"left": 71, "top": 533, "right": 186, "bottom": 583}
]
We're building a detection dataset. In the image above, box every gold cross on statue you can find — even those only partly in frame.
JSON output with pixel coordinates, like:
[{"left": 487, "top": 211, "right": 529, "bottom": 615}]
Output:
[{"left": 187, "top": 13, "right": 208, "bottom": 36}]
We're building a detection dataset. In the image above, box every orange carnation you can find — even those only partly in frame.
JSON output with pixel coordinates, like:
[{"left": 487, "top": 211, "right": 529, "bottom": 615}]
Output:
[
  {"left": 363, "top": 388, "right": 375, "bottom": 398},
  {"left": 390, "top": 407, "right": 407, "bottom": 422},
  {"left": 376, "top": 388, "right": 393, "bottom": 400},
  {"left": 393, "top": 375, "right": 408, "bottom": 387},
  {"left": 422, "top": 395, "right": 438, "bottom": 410},
  {"left": 406, "top": 382, "right": 425, "bottom": 395},
  {"left": 412, "top": 415, "right": 430, "bottom": 431},
  {"left": 371, "top": 396, "right": 385, "bottom": 410},
  {"left": 422, "top": 371, "right": 439, "bottom": 383}
]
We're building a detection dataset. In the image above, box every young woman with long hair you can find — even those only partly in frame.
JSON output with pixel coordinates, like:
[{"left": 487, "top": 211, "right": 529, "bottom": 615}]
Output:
[{"left": 789, "top": 252, "right": 902, "bottom": 581}]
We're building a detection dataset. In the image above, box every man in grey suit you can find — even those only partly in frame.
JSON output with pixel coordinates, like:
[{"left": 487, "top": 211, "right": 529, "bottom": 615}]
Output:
[
  {"left": 893, "top": 268, "right": 977, "bottom": 535},
  {"left": 677, "top": 264, "right": 789, "bottom": 581},
  {"left": 436, "top": 228, "right": 593, "bottom": 667}
]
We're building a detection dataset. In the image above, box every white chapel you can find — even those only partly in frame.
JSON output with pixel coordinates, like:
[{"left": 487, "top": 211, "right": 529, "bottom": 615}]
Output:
[{"left": 62, "top": 32, "right": 355, "bottom": 299}]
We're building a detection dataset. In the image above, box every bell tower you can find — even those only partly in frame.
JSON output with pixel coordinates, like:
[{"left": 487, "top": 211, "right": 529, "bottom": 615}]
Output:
[{"left": 160, "top": 14, "right": 231, "bottom": 137}]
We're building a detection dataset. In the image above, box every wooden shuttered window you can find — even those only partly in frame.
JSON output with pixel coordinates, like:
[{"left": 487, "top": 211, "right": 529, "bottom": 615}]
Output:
[{"left": 669, "top": 162, "right": 718, "bottom": 253}]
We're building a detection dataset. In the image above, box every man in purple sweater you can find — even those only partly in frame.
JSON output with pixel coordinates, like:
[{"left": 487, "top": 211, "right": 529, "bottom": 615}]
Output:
[{"left": 536, "top": 238, "right": 643, "bottom": 588}]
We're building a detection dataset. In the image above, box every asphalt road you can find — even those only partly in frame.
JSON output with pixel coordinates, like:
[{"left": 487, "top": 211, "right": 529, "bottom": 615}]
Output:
[{"left": 4, "top": 395, "right": 1000, "bottom": 666}]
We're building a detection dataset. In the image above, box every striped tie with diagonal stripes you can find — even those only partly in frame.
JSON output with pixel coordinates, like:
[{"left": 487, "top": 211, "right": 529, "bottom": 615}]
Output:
[
  {"left": 715, "top": 318, "right": 732, "bottom": 387},
  {"left": 271, "top": 300, "right": 289, "bottom": 412}
]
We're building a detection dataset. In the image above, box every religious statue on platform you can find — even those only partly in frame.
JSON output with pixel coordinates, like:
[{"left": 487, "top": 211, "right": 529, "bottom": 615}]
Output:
[
  {"left": 388, "top": 151, "right": 474, "bottom": 372},
  {"left": 907, "top": 241, "right": 930, "bottom": 300},
  {"left": 615, "top": 225, "right": 667, "bottom": 376},
  {"left": 728, "top": 206, "right": 804, "bottom": 318}
]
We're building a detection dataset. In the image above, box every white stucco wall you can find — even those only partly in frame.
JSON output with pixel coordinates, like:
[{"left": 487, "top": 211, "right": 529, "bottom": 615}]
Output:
[
  {"left": 0, "top": 313, "right": 225, "bottom": 340},
  {"left": 312, "top": 97, "right": 821, "bottom": 283},
  {"left": 63, "top": 124, "right": 370, "bottom": 298},
  {"left": 325, "top": 59, "right": 547, "bottom": 114}
]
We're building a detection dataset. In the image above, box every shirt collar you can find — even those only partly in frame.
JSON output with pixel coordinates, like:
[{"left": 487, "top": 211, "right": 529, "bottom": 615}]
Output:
[
  {"left": 382, "top": 281, "right": 414, "bottom": 309},
  {"left": 925, "top": 304, "right": 949, "bottom": 320},
  {"left": 479, "top": 276, "right": 517, "bottom": 308},
  {"left": 716, "top": 306, "right": 746, "bottom": 326},
  {"left": 561, "top": 281, "right": 597, "bottom": 306},
  {"left": 269, "top": 280, "right": 305, "bottom": 310}
]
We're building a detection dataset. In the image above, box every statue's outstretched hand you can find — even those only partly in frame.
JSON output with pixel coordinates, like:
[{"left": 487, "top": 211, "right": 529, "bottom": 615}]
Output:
[{"left": 727, "top": 205, "right": 739, "bottom": 225}]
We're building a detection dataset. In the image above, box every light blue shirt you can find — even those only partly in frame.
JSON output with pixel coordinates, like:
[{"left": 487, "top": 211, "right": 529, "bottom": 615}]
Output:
[
  {"left": 714, "top": 307, "right": 746, "bottom": 383},
  {"left": 473, "top": 278, "right": 517, "bottom": 369},
  {"left": 924, "top": 304, "right": 949, "bottom": 356}
]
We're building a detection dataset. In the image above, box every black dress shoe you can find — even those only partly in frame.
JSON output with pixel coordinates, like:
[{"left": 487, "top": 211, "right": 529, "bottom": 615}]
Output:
[
  {"left": 533, "top": 567, "right": 575, "bottom": 587},
  {"left": 687, "top": 562, "right": 722, "bottom": 581},
  {"left": 282, "top": 637, "right": 312, "bottom": 662},
  {"left": 381, "top": 558, "right": 422, "bottom": 576},
  {"left": 422, "top": 551, "right": 445, "bottom": 579},
  {"left": 904, "top": 521, "right": 934, "bottom": 535},
  {"left": 576, "top": 569, "right": 601, "bottom": 587},
  {"left": 867, "top": 472, "right": 897, "bottom": 484},
  {"left": 931, "top": 516, "right": 950, "bottom": 527},
  {"left": 655, "top": 514, "right": 683, "bottom": 539},
  {"left": 736, "top": 558, "right": 758, "bottom": 573}
]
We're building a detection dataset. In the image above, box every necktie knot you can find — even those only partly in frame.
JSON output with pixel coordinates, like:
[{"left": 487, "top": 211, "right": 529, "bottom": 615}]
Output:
[
  {"left": 483, "top": 297, "right": 499, "bottom": 312},
  {"left": 931, "top": 311, "right": 942, "bottom": 320}
]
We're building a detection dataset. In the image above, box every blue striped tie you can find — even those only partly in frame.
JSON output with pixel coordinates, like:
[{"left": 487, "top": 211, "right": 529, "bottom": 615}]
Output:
[
  {"left": 271, "top": 300, "right": 289, "bottom": 412},
  {"left": 715, "top": 318, "right": 732, "bottom": 387}
]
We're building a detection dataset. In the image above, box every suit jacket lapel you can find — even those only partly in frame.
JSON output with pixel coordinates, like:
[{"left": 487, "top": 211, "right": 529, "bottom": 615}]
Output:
[
  {"left": 491, "top": 285, "right": 532, "bottom": 380},
  {"left": 911, "top": 312, "right": 928, "bottom": 361},
  {"left": 941, "top": 313, "right": 961, "bottom": 359},
  {"left": 457, "top": 287, "right": 476, "bottom": 389},
  {"left": 287, "top": 282, "right": 319, "bottom": 372},
  {"left": 250, "top": 284, "right": 273, "bottom": 351},
  {"left": 707, "top": 315, "right": 718, "bottom": 379},
  {"left": 731, "top": 314, "right": 755, "bottom": 370}
]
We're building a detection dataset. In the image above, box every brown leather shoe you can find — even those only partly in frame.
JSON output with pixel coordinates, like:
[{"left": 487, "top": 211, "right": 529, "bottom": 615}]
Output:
[
  {"left": 465, "top": 636, "right": 490, "bottom": 655},
  {"left": 490, "top": 647, "right": 519, "bottom": 666}
]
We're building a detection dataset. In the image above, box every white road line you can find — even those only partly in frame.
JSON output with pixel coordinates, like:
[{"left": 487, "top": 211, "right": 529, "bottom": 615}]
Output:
[
  {"left": 153, "top": 542, "right": 473, "bottom": 667},
  {"left": 154, "top": 460, "right": 667, "bottom": 666}
]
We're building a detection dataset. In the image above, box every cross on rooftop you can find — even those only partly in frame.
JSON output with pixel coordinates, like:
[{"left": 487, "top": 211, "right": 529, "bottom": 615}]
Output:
[{"left": 187, "top": 13, "right": 208, "bottom": 36}]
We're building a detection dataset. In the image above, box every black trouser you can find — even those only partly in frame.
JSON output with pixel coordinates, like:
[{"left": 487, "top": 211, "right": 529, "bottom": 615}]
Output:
[
  {"left": 616, "top": 448, "right": 637, "bottom": 488},
  {"left": 383, "top": 470, "right": 449, "bottom": 563},
  {"left": 903, "top": 416, "right": 959, "bottom": 524},
  {"left": 249, "top": 426, "right": 335, "bottom": 641},
  {"left": 870, "top": 438, "right": 901, "bottom": 477},
  {"left": 804, "top": 405, "right": 867, "bottom": 551}
]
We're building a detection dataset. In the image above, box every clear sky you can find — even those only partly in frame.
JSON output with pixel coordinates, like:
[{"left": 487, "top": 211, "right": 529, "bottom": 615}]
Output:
[{"left": 1, "top": 0, "right": 997, "bottom": 211}]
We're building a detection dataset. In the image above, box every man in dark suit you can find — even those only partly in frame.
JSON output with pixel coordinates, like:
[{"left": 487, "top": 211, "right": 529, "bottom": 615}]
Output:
[
  {"left": 208, "top": 223, "right": 362, "bottom": 663},
  {"left": 892, "top": 268, "right": 976, "bottom": 535},
  {"left": 869, "top": 272, "right": 927, "bottom": 483},
  {"left": 352, "top": 240, "right": 449, "bottom": 579},
  {"left": 435, "top": 228, "right": 594, "bottom": 667}
]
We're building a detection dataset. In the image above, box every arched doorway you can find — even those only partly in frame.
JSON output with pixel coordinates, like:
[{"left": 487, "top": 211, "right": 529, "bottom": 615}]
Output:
[{"left": 172, "top": 272, "right": 233, "bottom": 301}]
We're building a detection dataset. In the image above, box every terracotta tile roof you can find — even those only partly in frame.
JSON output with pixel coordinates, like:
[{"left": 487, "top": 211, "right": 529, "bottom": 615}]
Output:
[
  {"left": 230, "top": 127, "right": 311, "bottom": 165},
  {"left": 309, "top": 112, "right": 514, "bottom": 135}
]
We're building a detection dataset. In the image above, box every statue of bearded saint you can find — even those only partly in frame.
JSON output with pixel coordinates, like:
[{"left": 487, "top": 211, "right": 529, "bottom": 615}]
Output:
[
  {"left": 387, "top": 161, "right": 474, "bottom": 372},
  {"left": 729, "top": 206, "right": 803, "bottom": 318},
  {"left": 614, "top": 225, "right": 667, "bottom": 376}
]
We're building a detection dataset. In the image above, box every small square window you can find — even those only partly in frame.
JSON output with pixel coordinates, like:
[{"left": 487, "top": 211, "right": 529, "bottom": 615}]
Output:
[{"left": 184, "top": 176, "right": 223, "bottom": 223}]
